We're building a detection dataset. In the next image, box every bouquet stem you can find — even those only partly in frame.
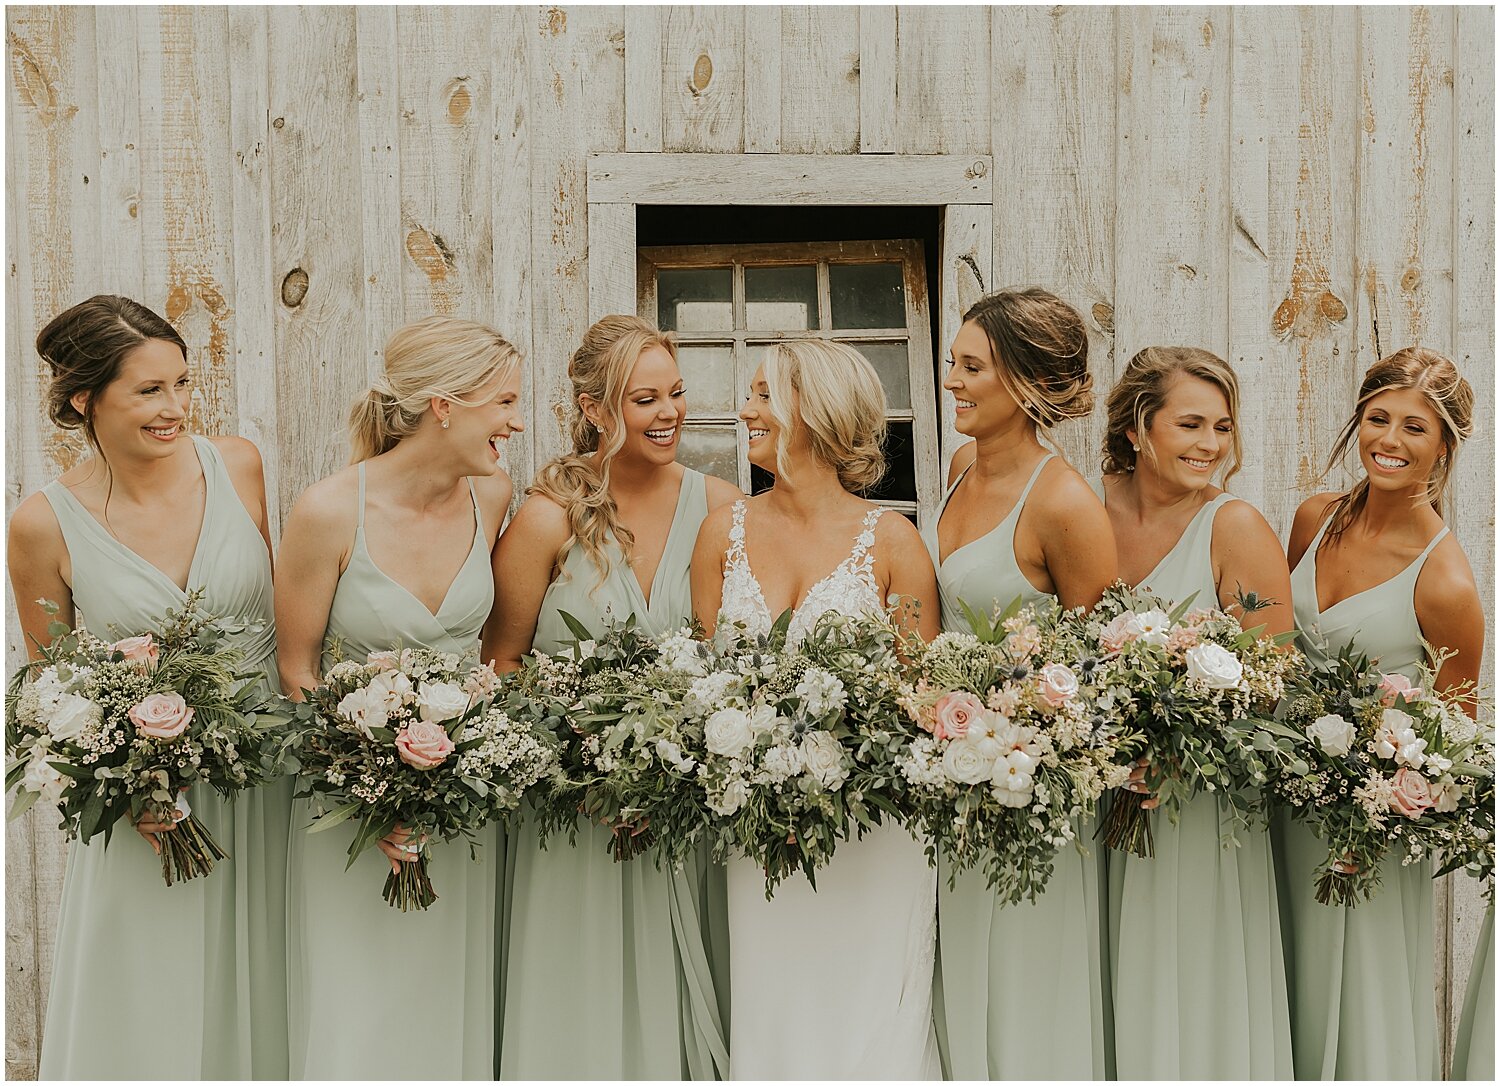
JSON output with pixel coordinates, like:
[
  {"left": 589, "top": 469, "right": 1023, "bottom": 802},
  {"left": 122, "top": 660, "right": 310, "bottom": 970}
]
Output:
[
  {"left": 610, "top": 826, "right": 652, "bottom": 863},
  {"left": 1099, "top": 792, "right": 1155, "bottom": 858},
  {"left": 383, "top": 855, "right": 438, "bottom": 912},
  {"left": 156, "top": 814, "right": 228, "bottom": 886}
]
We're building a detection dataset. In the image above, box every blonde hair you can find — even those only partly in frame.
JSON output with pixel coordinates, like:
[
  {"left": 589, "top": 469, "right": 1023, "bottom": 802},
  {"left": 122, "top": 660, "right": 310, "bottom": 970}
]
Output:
[
  {"left": 527, "top": 315, "right": 678, "bottom": 585},
  {"left": 763, "top": 339, "right": 887, "bottom": 492},
  {"left": 1101, "top": 346, "right": 1244, "bottom": 485},
  {"left": 1320, "top": 346, "right": 1474, "bottom": 545},
  {"left": 963, "top": 288, "right": 1094, "bottom": 428},
  {"left": 348, "top": 316, "right": 523, "bottom": 463}
]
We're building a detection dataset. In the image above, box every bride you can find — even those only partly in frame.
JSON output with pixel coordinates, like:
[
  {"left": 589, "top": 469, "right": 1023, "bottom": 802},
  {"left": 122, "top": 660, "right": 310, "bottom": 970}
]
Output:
[{"left": 690, "top": 339, "right": 942, "bottom": 1079}]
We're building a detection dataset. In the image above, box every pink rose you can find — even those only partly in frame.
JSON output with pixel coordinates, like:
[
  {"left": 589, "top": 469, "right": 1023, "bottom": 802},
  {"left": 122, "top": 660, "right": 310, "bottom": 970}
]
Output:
[
  {"left": 1036, "top": 664, "right": 1079, "bottom": 708},
  {"left": 111, "top": 633, "right": 158, "bottom": 668},
  {"left": 1378, "top": 673, "right": 1421, "bottom": 706},
  {"left": 394, "top": 720, "right": 455, "bottom": 769},
  {"left": 932, "top": 691, "right": 985, "bottom": 741},
  {"left": 1390, "top": 767, "right": 1434, "bottom": 820},
  {"left": 129, "top": 692, "right": 194, "bottom": 739},
  {"left": 1099, "top": 613, "right": 1141, "bottom": 653}
]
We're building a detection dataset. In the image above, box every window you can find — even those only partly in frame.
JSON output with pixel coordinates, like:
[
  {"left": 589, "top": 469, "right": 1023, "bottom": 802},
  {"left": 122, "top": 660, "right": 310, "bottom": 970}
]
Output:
[{"left": 637, "top": 239, "right": 940, "bottom": 526}]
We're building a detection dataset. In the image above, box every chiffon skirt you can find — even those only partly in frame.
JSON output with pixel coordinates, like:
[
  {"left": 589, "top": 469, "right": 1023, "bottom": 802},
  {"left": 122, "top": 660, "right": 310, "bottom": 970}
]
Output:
[
  {"left": 1271, "top": 811, "right": 1438, "bottom": 1080},
  {"left": 1107, "top": 793, "right": 1293, "bottom": 1079},
  {"left": 1452, "top": 901, "right": 1495, "bottom": 1081}
]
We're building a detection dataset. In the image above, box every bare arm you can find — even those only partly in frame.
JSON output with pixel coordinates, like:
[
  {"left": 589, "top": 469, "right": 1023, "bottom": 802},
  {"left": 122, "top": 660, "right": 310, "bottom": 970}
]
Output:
[
  {"left": 1212, "top": 499, "right": 1295, "bottom": 639},
  {"left": 7, "top": 494, "right": 73, "bottom": 661},
  {"left": 946, "top": 441, "right": 976, "bottom": 487},
  {"left": 1414, "top": 540, "right": 1486, "bottom": 717},
  {"left": 481, "top": 493, "right": 568, "bottom": 672},
  {"left": 273, "top": 475, "right": 355, "bottom": 700},
  {"left": 1286, "top": 491, "right": 1341, "bottom": 571},
  {"left": 1032, "top": 466, "right": 1117, "bottom": 612},
  {"left": 689, "top": 504, "right": 734, "bottom": 638},
  {"left": 878, "top": 514, "right": 940, "bottom": 643},
  {"left": 211, "top": 435, "right": 275, "bottom": 564}
]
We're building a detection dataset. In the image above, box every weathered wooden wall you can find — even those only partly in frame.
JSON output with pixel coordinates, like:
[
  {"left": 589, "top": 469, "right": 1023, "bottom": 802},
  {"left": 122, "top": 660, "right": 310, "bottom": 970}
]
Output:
[{"left": 4, "top": 5, "right": 1493, "bottom": 1077}]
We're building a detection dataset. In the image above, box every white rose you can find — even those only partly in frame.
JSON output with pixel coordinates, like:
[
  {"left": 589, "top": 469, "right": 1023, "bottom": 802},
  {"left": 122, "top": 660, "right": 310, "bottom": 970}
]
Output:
[
  {"left": 367, "top": 670, "right": 415, "bottom": 713},
  {"left": 417, "top": 680, "right": 470, "bottom": 723},
  {"left": 705, "top": 708, "right": 755, "bottom": 757},
  {"left": 1432, "top": 775, "right": 1463, "bottom": 813},
  {"left": 47, "top": 692, "right": 101, "bottom": 742},
  {"left": 747, "top": 704, "right": 779, "bottom": 737},
  {"left": 1136, "top": 609, "right": 1172, "bottom": 647},
  {"left": 942, "top": 737, "right": 997, "bottom": 785},
  {"left": 337, "top": 687, "right": 387, "bottom": 738},
  {"left": 709, "top": 778, "right": 749, "bottom": 816},
  {"left": 799, "top": 731, "right": 847, "bottom": 789},
  {"left": 22, "top": 756, "right": 65, "bottom": 804},
  {"left": 1184, "top": 642, "right": 1244, "bottom": 689},
  {"left": 1307, "top": 713, "right": 1356, "bottom": 757}
]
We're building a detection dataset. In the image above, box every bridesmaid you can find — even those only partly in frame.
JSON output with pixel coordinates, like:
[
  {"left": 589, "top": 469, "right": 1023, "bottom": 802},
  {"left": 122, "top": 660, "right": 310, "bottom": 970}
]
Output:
[
  {"left": 1453, "top": 901, "right": 1494, "bottom": 1080},
  {"left": 922, "top": 289, "right": 1118, "bottom": 1079},
  {"left": 485, "top": 314, "right": 740, "bottom": 1079},
  {"left": 1097, "top": 346, "right": 1295, "bottom": 1078},
  {"left": 8, "top": 295, "right": 287, "bottom": 1078},
  {"left": 276, "top": 316, "right": 523, "bottom": 1079},
  {"left": 1275, "top": 347, "right": 1482, "bottom": 1080}
]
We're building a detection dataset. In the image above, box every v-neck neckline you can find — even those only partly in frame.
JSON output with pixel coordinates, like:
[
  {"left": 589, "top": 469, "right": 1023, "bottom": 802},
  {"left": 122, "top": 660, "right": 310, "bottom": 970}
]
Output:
[
  {"left": 933, "top": 454, "right": 1052, "bottom": 569},
  {"left": 625, "top": 469, "right": 692, "bottom": 614},
  {"left": 52, "top": 437, "right": 211, "bottom": 596},
  {"left": 358, "top": 482, "right": 483, "bottom": 622},
  {"left": 1308, "top": 520, "right": 1446, "bottom": 620},
  {"left": 1109, "top": 488, "right": 1221, "bottom": 591}
]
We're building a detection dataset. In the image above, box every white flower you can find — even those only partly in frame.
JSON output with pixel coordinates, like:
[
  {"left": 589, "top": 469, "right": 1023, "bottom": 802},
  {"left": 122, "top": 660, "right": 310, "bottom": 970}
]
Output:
[
  {"left": 794, "top": 667, "right": 847, "bottom": 718},
  {"left": 709, "top": 778, "right": 750, "bottom": 816},
  {"left": 1184, "top": 643, "right": 1244, "bottom": 689},
  {"left": 337, "top": 686, "right": 388, "bottom": 738},
  {"left": 1374, "top": 709, "right": 1427, "bottom": 768},
  {"left": 1432, "top": 775, "right": 1464, "bottom": 813},
  {"left": 654, "top": 738, "right": 696, "bottom": 773},
  {"left": 942, "top": 736, "right": 997, "bottom": 785},
  {"left": 658, "top": 632, "right": 709, "bottom": 676},
  {"left": 761, "top": 742, "right": 804, "bottom": 782},
  {"left": 367, "top": 669, "right": 415, "bottom": 713},
  {"left": 799, "top": 731, "right": 847, "bottom": 788},
  {"left": 416, "top": 680, "right": 470, "bottom": 723},
  {"left": 47, "top": 692, "right": 101, "bottom": 742},
  {"left": 1136, "top": 609, "right": 1171, "bottom": 647},
  {"left": 684, "top": 672, "right": 742, "bottom": 718},
  {"left": 31, "top": 667, "right": 64, "bottom": 714},
  {"left": 577, "top": 640, "right": 598, "bottom": 660},
  {"left": 1307, "top": 713, "right": 1356, "bottom": 757},
  {"left": 747, "top": 704, "right": 779, "bottom": 737},
  {"left": 1424, "top": 752, "right": 1453, "bottom": 777},
  {"left": 705, "top": 707, "right": 755, "bottom": 757},
  {"left": 22, "top": 756, "right": 66, "bottom": 804}
]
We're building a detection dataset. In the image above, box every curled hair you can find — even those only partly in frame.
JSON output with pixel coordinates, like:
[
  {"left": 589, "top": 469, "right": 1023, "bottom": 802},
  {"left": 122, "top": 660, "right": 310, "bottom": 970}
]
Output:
[
  {"left": 527, "top": 315, "right": 678, "bottom": 585},
  {"left": 1101, "top": 346, "right": 1244, "bottom": 485},
  {"left": 348, "top": 316, "right": 523, "bottom": 463},
  {"left": 962, "top": 288, "right": 1094, "bottom": 428},
  {"left": 763, "top": 339, "right": 887, "bottom": 492},
  {"left": 38, "top": 294, "right": 188, "bottom": 454},
  {"left": 1320, "top": 346, "right": 1474, "bottom": 545}
]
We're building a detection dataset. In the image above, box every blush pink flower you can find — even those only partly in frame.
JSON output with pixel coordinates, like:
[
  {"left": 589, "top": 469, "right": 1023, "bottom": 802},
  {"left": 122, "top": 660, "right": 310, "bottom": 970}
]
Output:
[
  {"left": 394, "top": 720, "right": 455, "bottom": 769},
  {"left": 1166, "top": 624, "right": 1201, "bottom": 655},
  {"left": 1036, "top": 664, "right": 1079, "bottom": 708},
  {"left": 1389, "top": 767, "right": 1434, "bottom": 820},
  {"left": 1378, "top": 673, "right": 1421, "bottom": 706},
  {"left": 1004, "top": 624, "right": 1042, "bottom": 660},
  {"left": 129, "top": 692, "right": 194, "bottom": 739},
  {"left": 111, "top": 633, "right": 158, "bottom": 668},
  {"left": 1099, "top": 613, "right": 1142, "bottom": 653},
  {"left": 932, "top": 691, "right": 985, "bottom": 741}
]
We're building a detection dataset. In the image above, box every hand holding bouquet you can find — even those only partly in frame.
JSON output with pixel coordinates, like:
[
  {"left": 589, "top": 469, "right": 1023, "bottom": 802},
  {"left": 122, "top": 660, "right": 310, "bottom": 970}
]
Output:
[
  {"left": 296, "top": 647, "right": 558, "bottom": 911},
  {"left": 6, "top": 593, "right": 294, "bottom": 885}
]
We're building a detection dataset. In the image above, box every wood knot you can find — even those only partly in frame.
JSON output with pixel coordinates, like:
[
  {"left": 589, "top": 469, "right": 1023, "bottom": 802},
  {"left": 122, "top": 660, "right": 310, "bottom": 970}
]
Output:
[
  {"left": 1272, "top": 297, "right": 1298, "bottom": 337},
  {"left": 281, "top": 268, "right": 310, "bottom": 308},
  {"left": 965, "top": 160, "right": 988, "bottom": 179},
  {"left": 545, "top": 7, "right": 566, "bottom": 36},
  {"left": 406, "top": 226, "right": 455, "bottom": 283},
  {"left": 1177, "top": 263, "right": 1198, "bottom": 279},
  {"left": 1319, "top": 291, "right": 1347, "bottom": 322},
  {"left": 691, "top": 53, "right": 714, "bottom": 94},
  {"left": 446, "top": 81, "right": 472, "bottom": 124},
  {"left": 272, "top": 116, "right": 285, "bottom": 130},
  {"left": 1091, "top": 302, "right": 1115, "bottom": 335},
  {"left": 1400, "top": 267, "right": 1421, "bottom": 292}
]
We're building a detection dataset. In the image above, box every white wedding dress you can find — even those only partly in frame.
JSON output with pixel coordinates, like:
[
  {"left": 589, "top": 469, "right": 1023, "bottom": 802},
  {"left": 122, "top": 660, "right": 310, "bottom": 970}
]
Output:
[{"left": 718, "top": 500, "right": 941, "bottom": 1081}]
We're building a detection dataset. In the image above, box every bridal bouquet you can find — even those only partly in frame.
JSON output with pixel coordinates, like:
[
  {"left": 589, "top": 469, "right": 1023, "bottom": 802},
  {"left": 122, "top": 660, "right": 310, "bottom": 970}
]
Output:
[
  {"left": 297, "top": 647, "right": 558, "bottom": 911},
  {"left": 1273, "top": 643, "right": 1495, "bottom": 905},
  {"left": 896, "top": 599, "right": 1140, "bottom": 904},
  {"left": 5, "top": 593, "right": 294, "bottom": 885},
  {"left": 690, "top": 610, "right": 915, "bottom": 896},
  {"left": 506, "top": 614, "right": 714, "bottom": 865},
  {"left": 1088, "top": 584, "right": 1302, "bottom": 857}
]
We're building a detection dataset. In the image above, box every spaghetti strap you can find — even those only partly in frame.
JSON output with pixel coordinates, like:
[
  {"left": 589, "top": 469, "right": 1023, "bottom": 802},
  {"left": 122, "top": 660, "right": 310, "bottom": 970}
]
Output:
[
  {"left": 355, "top": 463, "right": 367, "bottom": 530},
  {"left": 1015, "top": 453, "right": 1055, "bottom": 508},
  {"left": 1415, "top": 525, "right": 1449, "bottom": 563}
]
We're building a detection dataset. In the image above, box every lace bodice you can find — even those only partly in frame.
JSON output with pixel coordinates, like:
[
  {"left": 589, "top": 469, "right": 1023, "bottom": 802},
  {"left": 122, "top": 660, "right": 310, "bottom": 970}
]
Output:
[{"left": 718, "top": 500, "right": 886, "bottom": 647}]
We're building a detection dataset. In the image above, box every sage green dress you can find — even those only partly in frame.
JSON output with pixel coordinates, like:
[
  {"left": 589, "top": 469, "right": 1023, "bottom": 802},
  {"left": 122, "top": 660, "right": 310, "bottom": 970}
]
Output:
[
  {"left": 1271, "top": 512, "right": 1445, "bottom": 1079},
  {"left": 1453, "top": 901, "right": 1495, "bottom": 1080},
  {"left": 285, "top": 464, "right": 499, "bottom": 1080},
  {"left": 1102, "top": 488, "right": 1294, "bottom": 1078},
  {"left": 37, "top": 435, "right": 291, "bottom": 1080},
  {"left": 499, "top": 468, "right": 730, "bottom": 1080},
  {"left": 920, "top": 454, "right": 1112, "bottom": 1079}
]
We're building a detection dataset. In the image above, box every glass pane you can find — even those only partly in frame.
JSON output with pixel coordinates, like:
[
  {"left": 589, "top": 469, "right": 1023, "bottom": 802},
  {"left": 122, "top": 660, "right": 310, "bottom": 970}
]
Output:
[
  {"left": 676, "top": 345, "right": 736, "bottom": 413},
  {"left": 745, "top": 265, "right": 817, "bottom": 330},
  {"left": 678, "top": 426, "right": 739, "bottom": 484},
  {"left": 829, "top": 263, "right": 906, "bottom": 329},
  {"left": 863, "top": 420, "right": 917, "bottom": 503},
  {"left": 847, "top": 341, "right": 912, "bottom": 410},
  {"left": 658, "top": 267, "right": 732, "bottom": 332}
]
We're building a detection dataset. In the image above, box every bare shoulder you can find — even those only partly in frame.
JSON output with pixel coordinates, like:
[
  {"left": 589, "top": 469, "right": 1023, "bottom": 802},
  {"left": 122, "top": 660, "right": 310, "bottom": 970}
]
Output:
[
  {"left": 702, "top": 473, "right": 744, "bottom": 511},
  {"left": 1214, "top": 494, "right": 1278, "bottom": 535},
  {"left": 873, "top": 506, "right": 927, "bottom": 554},
  {"left": 694, "top": 495, "right": 739, "bottom": 550},
  {"left": 1417, "top": 532, "right": 1480, "bottom": 604},
  {"left": 505, "top": 489, "right": 572, "bottom": 547},
  {"left": 206, "top": 434, "right": 263, "bottom": 476},
  {"left": 1288, "top": 491, "right": 1342, "bottom": 555},
  {"left": 1030, "top": 459, "right": 1106, "bottom": 524},
  {"left": 947, "top": 441, "right": 977, "bottom": 486},
  {"left": 471, "top": 470, "right": 515, "bottom": 532},
  {"left": 286, "top": 467, "right": 359, "bottom": 536},
  {"left": 8, "top": 490, "right": 64, "bottom": 551}
]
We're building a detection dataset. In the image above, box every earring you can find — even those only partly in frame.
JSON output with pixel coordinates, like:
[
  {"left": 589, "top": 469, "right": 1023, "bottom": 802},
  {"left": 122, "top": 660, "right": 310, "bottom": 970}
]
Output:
[
  {"left": 595, "top": 424, "right": 603, "bottom": 434},
  {"left": 1131, "top": 443, "right": 1139, "bottom": 452},
  {"left": 441, "top": 417, "right": 450, "bottom": 430}
]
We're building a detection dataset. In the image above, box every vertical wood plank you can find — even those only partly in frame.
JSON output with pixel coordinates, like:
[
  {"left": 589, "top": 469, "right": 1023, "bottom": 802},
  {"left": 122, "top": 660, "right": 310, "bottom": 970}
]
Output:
[
  {"left": 743, "top": 6, "right": 780, "bottom": 153},
  {"left": 587, "top": 203, "right": 636, "bottom": 323},
  {"left": 938, "top": 205, "right": 992, "bottom": 482},
  {"left": 858, "top": 6, "right": 897, "bottom": 153},
  {"left": 354, "top": 5, "right": 402, "bottom": 381},
  {"left": 1114, "top": 8, "right": 1231, "bottom": 359},
  {"left": 94, "top": 4, "right": 144, "bottom": 298},
  {"left": 1227, "top": 7, "right": 1357, "bottom": 532},
  {"left": 227, "top": 7, "right": 280, "bottom": 539},
  {"left": 623, "top": 7, "right": 662, "bottom": 152},
  {"left": 780, "top": 6, "right": 859, "bottom": 155},
  {"left": 661, "top": 6, "right": 744, "bottom": 153},
  {"left": 895, "top": 6, "right": 990, "bottom": 155},
  {"left": 990, "top": 5, "right": 1117, "bottom": 481},
  {"left": 268, "top": 6, "right": 366, "bottom": 507},
  {"left": 530, "top": 5, "right": 626, "bottom": 467}
]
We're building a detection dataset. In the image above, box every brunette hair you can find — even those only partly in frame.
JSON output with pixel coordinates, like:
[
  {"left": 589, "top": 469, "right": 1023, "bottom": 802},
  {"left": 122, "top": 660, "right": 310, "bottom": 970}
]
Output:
[
  {"left": 527, "top": 315, "right": 678, "bottom": 584},
  {"left": 762, "top": 339, "right": 888, "bottom": 492},
  {"left": 1319, "top": 346, "right": 1474, "bottom": 545},
  {"left": 1101, "top": 345, "right": 1244, "bottom": 485},
  {"left": 961, "top": 288, "right": 1093, "bottom": 428}
]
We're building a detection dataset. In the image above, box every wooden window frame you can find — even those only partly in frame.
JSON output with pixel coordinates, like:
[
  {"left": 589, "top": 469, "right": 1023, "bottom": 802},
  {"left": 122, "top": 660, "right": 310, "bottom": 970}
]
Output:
[{"left": 585, "top": 153, "right": 995, "bottom": 492}]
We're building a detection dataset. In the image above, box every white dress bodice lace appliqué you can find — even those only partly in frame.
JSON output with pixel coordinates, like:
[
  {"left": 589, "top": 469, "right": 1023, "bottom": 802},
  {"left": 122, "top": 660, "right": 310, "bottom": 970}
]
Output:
[{"left": 718, "top": 500, "right": 886, "bottom": 647}]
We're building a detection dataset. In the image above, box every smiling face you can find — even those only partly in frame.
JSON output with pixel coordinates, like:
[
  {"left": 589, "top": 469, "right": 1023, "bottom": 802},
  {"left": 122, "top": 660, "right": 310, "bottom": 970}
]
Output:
[
  {"left": 592, "top": 343, "right": 686, "bottom": 468},
  {"left": 72, "top": 338, "right": 192, "bottom": 462},
  {"left": 739, "top": 363, "right": 781, "bottom": 474},
  {"left": 1132, "top": 372, "right": 1234, "bottom": 492},
  {"left": 1357, "top": 386, "right": 1447, "bottom": 495},
  {"left": 443, "top": 365, "right": 525, "bottom": 475},
  {"left": 944, "top": 318, "right": 1028, "bottom": 437}
]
